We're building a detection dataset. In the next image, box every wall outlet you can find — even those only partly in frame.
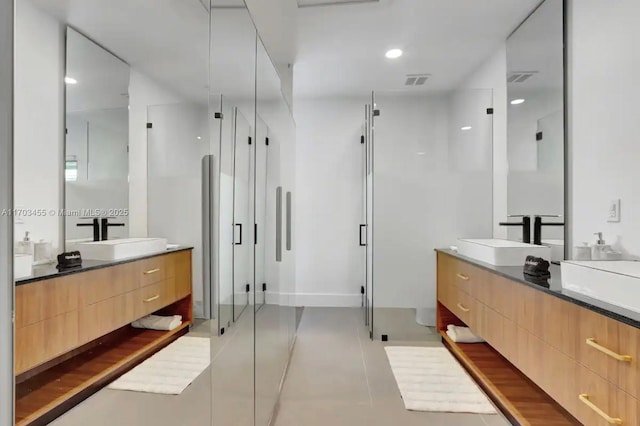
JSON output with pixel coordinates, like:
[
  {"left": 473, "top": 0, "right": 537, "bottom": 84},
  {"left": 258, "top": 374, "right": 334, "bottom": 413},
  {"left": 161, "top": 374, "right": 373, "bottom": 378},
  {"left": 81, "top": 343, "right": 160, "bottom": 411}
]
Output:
[{"left": 608, "top": 199, "right": 621, "bottom": 222}]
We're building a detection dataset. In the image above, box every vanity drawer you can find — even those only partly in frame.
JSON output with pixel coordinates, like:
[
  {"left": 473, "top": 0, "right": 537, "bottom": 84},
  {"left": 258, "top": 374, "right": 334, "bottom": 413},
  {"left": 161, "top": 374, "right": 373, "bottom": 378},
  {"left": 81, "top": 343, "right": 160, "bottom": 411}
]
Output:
[
  {"left": 79, "top": 290, "right": 141, "bottom": 344},
  {"left": 451, "top": 259, "right": 486, "bottom": 295},
  {"left": 577, "top": 308, "right": 640, "bottom": 399},
  {"left": 15, "top": 311, "right": 79, "bottom": 374},
  {"left": 541, "top": 293, "right": 580, "bottom": 359},
  {"left": 140, "top": 280, "right": 171, "bottom": 316},
  {"left": 575, "top": 365, "right": 638, "bottom": 426},
  {"left": 450, "top": 288, "right": 474, "bottom": 327},
  {"left": 137, "top": 256, "right": 166, "bottom": 287},
  {"left": 484, "top": 274, "right": 516, "bottom": 320},
  {"left": 514, "top": 283, "right": 544, "bottom": 338},
  {"left": 79, "top": 262, "right": 138, "bottom": 305},
  {"left": 540, "top": 342, "right": 580, "bottom": 415},
  {"left": 16, "top": 275, "right": 80, "bottom": 328}
]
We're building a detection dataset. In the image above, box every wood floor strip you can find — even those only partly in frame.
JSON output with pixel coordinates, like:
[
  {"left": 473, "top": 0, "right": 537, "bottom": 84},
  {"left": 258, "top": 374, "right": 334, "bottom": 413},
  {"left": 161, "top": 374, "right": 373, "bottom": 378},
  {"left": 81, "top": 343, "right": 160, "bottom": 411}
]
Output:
[{"left": 441, "top": 331, "right": 580, "bottom": 426}]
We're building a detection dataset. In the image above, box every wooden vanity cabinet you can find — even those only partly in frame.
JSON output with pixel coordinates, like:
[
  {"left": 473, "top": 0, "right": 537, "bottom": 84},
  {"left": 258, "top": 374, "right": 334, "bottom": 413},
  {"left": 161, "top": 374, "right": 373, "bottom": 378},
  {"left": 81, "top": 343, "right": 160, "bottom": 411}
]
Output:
[
  {"left": 436, "top": 251, "right": 640, "bottom": 426},
  {"left": 14, "top": 249, "right": 194, "bottom": 426}
]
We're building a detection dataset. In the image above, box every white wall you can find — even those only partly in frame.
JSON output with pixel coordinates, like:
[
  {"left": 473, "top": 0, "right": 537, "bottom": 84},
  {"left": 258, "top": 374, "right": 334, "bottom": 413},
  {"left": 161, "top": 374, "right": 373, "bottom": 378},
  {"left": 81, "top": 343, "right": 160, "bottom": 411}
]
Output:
[
  {"left": 128, "top": 70, "right": 184, "bottom": 237},
  {"left": 457, "top": 45, "right": 509, "bottom": 239},
  {"left": 568, "top": 0, "right": 640, "bottom": 257},
  {"left": 14, "top": 0, "right": 65, "bottom": 251},
  {"left": 294, "top": 98, "right": 365, "bottom": 306}
]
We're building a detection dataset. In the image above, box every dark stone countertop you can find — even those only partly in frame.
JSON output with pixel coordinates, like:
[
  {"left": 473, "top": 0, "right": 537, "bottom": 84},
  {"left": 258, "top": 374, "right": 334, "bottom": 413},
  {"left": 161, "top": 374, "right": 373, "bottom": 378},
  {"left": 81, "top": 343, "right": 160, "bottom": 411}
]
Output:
[
  {"left": 436, "top": 248, "right": 640, "bottom": 329},
  {"left": 15, "top": 246, "right": 193, "bottom": 286}
]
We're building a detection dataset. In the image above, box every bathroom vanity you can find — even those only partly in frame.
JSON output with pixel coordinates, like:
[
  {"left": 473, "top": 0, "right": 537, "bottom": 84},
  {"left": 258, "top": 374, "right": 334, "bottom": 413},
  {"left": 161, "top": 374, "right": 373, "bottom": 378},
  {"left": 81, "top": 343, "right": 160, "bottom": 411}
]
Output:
[
  {"left": 436, "top": 249, "right": 639, "bottom": 426},
  {"left": 14, "top": 247, "right": 193, "bottom": 426}
]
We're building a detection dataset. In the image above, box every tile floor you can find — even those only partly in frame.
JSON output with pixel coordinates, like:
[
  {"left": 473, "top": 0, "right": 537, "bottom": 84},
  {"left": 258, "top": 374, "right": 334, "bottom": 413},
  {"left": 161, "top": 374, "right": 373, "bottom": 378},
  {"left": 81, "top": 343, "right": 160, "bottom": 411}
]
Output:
[
  {"left": 272, "top": 307, "right": 510, "bottom": 426},
  {"left": 47, "top": 307, "right": 510, "bottom": 426}
]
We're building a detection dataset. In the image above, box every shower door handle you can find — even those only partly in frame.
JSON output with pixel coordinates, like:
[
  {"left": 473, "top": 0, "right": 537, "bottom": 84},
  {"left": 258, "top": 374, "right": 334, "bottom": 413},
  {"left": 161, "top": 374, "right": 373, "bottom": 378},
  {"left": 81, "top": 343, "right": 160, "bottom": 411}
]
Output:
[
  {"left": 359, "top": 224, "right": 367, "bottom": 246},
  {"left": 234, "top": 223, "right": 242, "bottom": 245}
]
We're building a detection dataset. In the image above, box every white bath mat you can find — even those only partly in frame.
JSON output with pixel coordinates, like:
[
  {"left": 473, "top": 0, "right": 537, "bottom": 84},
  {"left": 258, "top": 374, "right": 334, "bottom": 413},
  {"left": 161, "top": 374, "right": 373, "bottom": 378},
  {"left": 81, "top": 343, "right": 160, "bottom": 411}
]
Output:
[
  {"left": 108, "top": 336, "right": 210, "bottom": 395},
  {"left": 384, "top": 346, "right": 496, "bottom": 414}
]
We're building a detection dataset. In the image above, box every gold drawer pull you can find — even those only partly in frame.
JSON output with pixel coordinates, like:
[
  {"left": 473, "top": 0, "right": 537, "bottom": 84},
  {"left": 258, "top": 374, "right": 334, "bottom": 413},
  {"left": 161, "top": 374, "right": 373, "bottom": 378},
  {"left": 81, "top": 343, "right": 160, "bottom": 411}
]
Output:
[
  {"left": 579, "top": 394, "right": 623, "bottom": 425},
  {"left": 143, "top": 268, "right": 160, "bottom": 275},
  {"left": 144, "top": 295, "right": 160, "bottom": 303},
  {"left": 456, "top": 273, "right": 470, "bottom": 281},
  {"left": 457, "top": 303, "right": 470, "bottom": 312},
  {"left": 586, "top": 338, "right": 632, "bottom": 362}
]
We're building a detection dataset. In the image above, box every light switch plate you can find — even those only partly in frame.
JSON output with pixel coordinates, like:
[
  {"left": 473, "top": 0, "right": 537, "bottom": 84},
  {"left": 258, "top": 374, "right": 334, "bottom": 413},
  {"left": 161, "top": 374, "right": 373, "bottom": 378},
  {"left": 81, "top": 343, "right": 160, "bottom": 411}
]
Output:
[{"left": 608, "top": 199, "right": 621, "bottom": 222}]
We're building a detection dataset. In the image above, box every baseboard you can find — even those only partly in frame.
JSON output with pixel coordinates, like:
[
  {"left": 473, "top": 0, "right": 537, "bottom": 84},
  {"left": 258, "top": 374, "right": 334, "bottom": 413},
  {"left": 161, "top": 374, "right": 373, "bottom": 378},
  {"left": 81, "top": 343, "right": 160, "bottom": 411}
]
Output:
[{"left": 290, "top": 293, "right": 361, "bottom": 307}]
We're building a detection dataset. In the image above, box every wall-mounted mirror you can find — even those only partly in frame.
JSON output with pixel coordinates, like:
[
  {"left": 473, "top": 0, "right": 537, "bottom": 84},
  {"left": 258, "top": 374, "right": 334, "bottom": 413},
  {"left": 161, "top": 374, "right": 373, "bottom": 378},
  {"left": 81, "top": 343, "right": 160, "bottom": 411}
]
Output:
[
  {"left": 506, "top": 0, "right": 565, "bottom": 261},
  {"left": 64, "top": 28, "right": 130, "bottom": 246}
]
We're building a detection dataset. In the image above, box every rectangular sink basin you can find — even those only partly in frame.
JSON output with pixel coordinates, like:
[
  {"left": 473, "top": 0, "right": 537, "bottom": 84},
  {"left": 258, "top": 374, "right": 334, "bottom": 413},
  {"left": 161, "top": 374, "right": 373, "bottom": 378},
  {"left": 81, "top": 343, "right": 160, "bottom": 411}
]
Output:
[
  {"left": 561, "top": 261, "right": 640, "bottom": 313},
  {"left": 542, "top": 239, "right": 564, "bottom": 263},
  {"left": 15, "top": 254, "right": 33, "bottom": 279},
  {"left": 73, "top": 238, "right": 168, "bottom": 261},
  {"left": 457, "top": 239, "right": 551, "bottom": 266}
]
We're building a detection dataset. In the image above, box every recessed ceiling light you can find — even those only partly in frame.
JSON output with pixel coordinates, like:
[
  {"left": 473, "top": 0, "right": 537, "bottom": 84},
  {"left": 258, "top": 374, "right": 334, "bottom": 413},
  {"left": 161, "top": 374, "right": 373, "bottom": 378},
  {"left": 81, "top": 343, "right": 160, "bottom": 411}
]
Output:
[
  {"left": 196, "top": 136, "right": 202, "bottom": 140},
  {"left": 65, "top": 76, "right": 77, "bottom": 85},
  {"left": 461, "top": 126, "right": 472, "bottom": 131},
  {"left": 510, "top": 98, "right": 525, "bottom": 105},
  {"left": 417, "top": 152, "right": 426, "bottom": 156},
  {"left": 385, "top": 49, "right": 403, "bottom": 59}
]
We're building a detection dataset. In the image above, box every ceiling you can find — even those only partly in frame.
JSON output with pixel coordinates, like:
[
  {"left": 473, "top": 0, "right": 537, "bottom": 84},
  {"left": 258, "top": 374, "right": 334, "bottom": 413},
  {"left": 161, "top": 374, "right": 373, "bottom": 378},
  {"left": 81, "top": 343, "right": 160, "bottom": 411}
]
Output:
[
  {"left": 30, "top": 0, "right": 548, "bottom": 105},
  {"left": 507, "top": 0, "right": 564, "bottom": 93},
  {"left": 293, "top": 0, "right": 543, "bottom": 98}
]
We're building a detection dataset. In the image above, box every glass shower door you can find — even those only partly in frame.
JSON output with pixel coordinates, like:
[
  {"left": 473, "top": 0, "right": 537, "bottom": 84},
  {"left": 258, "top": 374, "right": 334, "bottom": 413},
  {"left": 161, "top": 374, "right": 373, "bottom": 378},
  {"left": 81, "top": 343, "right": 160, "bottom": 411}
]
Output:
[{"left": 233, "top": 108, "right": 253, "bottom": 322}]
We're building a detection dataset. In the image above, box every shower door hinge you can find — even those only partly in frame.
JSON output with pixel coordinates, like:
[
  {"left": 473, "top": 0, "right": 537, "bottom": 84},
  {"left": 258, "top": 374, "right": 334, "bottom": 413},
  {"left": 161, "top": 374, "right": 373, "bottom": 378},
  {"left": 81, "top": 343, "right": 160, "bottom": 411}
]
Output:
[
  {"left": 486, "top": 108, "right": 494, "bottom": 115},
  {"left": 262, "top": 283, "right": 267, "bottom": 292},
  {"left": 360, "top": 135, "right": 364, "bottom": 144},
  {"left": 373, "top": 109, "right": 380, "bottom": 117},
  {"left": 214, "top": 112, "right": 223, "bottom": 119},
  {"left": 360, "top": 286, "right": 365, "bottom": 295},
  {"left": 265, "top": 137, "right": 269, "bottom": 146},
  {"left": 536, "top": 131, "right": 543, "bottom": 141},
  {"left": 254, "top": 223, "right": 257, "bottom": 245},
  {"left": 146, "top": 122, "right": 153, "bottom": 128},
  {"left": 245, "top": 284, "right": 250, "bottom": 293},
  {"left": 248, "top": 136, "right": 252, "bottom": 145}
]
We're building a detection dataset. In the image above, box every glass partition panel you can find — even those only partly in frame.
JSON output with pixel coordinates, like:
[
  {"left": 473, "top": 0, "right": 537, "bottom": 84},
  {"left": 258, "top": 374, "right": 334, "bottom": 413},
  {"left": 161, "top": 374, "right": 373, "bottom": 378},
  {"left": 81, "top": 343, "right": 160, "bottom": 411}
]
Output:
[
  {"left": 210, "top": 1, "right": 256, "bottom": 425},
  {"left": 370, "top": 89, "right": 494, "bottom": 341}
]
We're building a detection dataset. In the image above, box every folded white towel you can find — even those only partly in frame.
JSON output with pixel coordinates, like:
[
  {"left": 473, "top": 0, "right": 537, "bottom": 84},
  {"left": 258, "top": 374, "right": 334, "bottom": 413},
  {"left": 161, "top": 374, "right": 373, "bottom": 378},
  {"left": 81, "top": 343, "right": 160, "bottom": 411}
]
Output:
[
  {"left": 446, "top": 325, "right": 485, "bottom": 343},
  {"left": 132, "top": 315, "right": 183, "bottom": 331}
]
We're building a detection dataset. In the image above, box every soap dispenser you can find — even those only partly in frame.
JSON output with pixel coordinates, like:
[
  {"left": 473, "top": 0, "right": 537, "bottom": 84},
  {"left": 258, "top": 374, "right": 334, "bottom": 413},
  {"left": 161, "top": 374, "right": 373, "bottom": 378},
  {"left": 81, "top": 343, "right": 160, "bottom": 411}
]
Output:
[
  {"left": 16, "top": 231, "right": 34, "bottom": 255},
  {"left": 591, "top": 232, "right": 608, "bottom": 260}
]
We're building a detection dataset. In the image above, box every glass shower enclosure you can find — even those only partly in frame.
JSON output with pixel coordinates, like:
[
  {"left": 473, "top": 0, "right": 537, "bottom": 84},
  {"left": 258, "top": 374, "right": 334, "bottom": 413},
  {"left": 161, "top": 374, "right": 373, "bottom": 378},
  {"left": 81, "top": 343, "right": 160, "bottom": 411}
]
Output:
[{"left": 362, "top": 89, "right": 494, "bottom": 341}]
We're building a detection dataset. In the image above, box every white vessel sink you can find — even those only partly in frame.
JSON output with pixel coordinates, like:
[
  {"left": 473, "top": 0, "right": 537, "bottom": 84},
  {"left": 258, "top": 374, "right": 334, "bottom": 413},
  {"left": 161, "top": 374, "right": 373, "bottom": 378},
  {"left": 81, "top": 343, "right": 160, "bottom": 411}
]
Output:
[
  {"left": 561, "top": 261, "right": 640, "bottom": 313},
  {"left": 542, "top": 239, "right": 564, "bottom": 263},
  {"left": 15, "top": 254, "right": 33, "bottom": 279},
  {"left": 457, "top": 239, "right": 551, "bottom": 266},
  {"left": 73, "top": 238, "right": 168, "bottom": 261}
]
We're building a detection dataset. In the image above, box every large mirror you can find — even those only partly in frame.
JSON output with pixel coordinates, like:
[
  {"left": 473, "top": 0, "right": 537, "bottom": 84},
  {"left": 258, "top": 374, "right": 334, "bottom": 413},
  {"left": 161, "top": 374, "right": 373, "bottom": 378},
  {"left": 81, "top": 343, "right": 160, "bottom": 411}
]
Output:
[
  {"left": 506, "top": 0, "right": 565, "bottom": 261},
  {"left": 65, "top": 28, "right": 130, "bottom": 246}
]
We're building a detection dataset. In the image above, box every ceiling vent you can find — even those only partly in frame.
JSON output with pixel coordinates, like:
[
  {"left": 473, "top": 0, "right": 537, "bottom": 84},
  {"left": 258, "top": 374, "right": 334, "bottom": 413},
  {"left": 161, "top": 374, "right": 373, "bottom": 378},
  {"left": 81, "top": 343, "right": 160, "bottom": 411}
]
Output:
[
  {"left": 297, "top": 0, "right": 379, "bottom": 8},
  {"left": 405, "top": 74, "right": 431, "bottom": 86},
  {"left": 507, "top": 71, "right": 538, "bottom": 83}
]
